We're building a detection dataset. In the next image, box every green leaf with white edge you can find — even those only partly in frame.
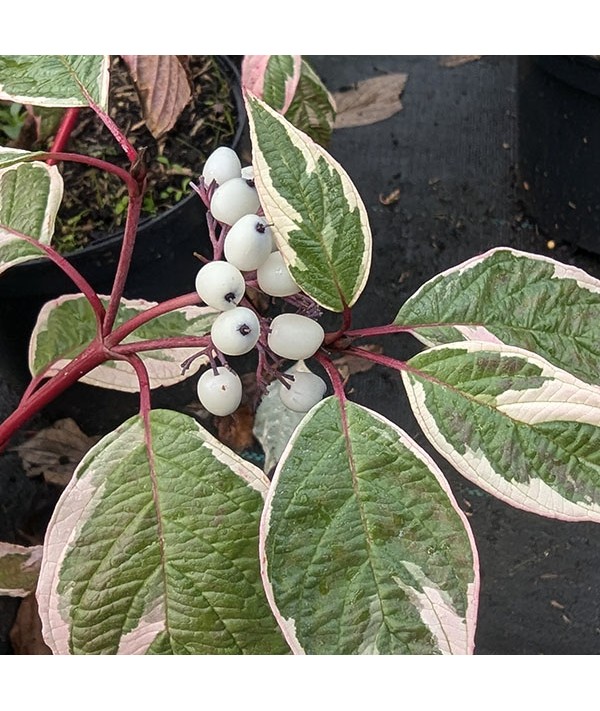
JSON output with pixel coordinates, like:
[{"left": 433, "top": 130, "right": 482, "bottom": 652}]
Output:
[
  {"left": 403, "top": 341, "right": 600, "bottom": 522},
  {"left": 285, "top": 58, "right": 337, "bottom": 146},
  {"left": 0, "top": 55, "right": 109, "bottom": 108},
  {"left": 29, "top": 294, "right": 216, "bottom": 392},
  {"left": 37, "top": 409, "right": 290, "bottom": 655},
  {"left": 0, "top": 147, "right": 46, "bottom": 169},
  {"left": 247, "top": 94, "right": 371, "bottom": 312},
  {"left": 0, "top": 160, "right": 63, "bottom": 275},
  {"left": 0, "top": 543, "right": 43, "bottom": 597},
  {"left": 261, "top": 397, "right": 479, "bottom": 655},
  {"left": 242, "top": 55, "right": 302, "bottom": 115},
  {"left": 253, "top": 360, "right": 313, "bottom": 474},
  {"left": 396, "top": 247, "right": 600, "bottom": 386}
]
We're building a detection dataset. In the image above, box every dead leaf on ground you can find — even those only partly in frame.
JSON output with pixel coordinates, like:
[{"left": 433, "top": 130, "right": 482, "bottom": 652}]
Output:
[
  {"left": 439, "top": 56, "right": 482, "bottom": 68},
  {"left": 9, "top": 594, "right": 52, "bottom": 655},
  {"left": 379, "top": 188, "right": 401, "bottom": 206},
  {"left": 217, "top": 404, "right": 256, "bottom": 454},
  {"left": 333, "top": 344, "right": 384, "bottom": 381},
  {"left": 14, "top": 418, "right": 100, "bottom": 487},
  {"left": 333, "top": 73, "right": 408, "bottom": 129},
  {"left": 121, "top": 55, "right": 192, "bottom": 139}
]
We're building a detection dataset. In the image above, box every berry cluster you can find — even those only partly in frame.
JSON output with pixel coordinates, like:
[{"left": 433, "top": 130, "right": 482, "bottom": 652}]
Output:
[{"left": 193, "top": 147, "right": 327, "bottom": 417}]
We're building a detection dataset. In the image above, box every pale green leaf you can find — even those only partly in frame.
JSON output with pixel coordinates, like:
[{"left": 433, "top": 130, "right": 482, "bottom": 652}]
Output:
[
  {"left": 0, "top": 160, "right": 63, "bottom": 275},
  {"left": 0, "top": 55, "right": 109, "bottom": 108},
  {"left": 261, "top": 397, "right": 478, "bottom": 654},
  {"left": 0, "top": 543, "right": 43, "bottom": 597},
  {"left": 396, "top": 247, "right": 600, "bottom": 385},
  {"left": 37, "top": 409, "right": 290, "bottom": 654},
  {"left": 403, "top": 341, "right": 600, "bottom": 522},
  {"left": 0, "top": 147, "right": 46, "bottom": 169},
  {"left": 247, "top": 94, "right": 371, "bottom": 312},
  {"left": 29, "top": 294, "right": 216, "bottom": 392}
]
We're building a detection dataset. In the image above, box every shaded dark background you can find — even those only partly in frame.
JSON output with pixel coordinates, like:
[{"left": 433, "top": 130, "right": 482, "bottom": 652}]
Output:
[{"left": 2, "top": 55, "right": 600, "bottom": 654}]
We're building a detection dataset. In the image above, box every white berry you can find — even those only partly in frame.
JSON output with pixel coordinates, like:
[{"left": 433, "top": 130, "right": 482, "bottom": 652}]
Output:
[
  {"left": 268, "top": 313, "right": 324, "bottom": 360},
  {"left": 279, "top": 371, "right": 327, "bottom": 412},
  {"left": 195, "top": 261, "right": 245, "bottom": 311},
  {"left": 210, "top": 178, "right": 261, "bottom": 225},
  {"left": 202, "top": 147, "right": 241, "bottom": 186},
  {"left": 241, "top": 165, "right": 254, "bottom": 180},
  {"left": 197, "top": 366, "right": 242, "bottom": 416},
  {"left": 257, "top": 251, "right": 300, "bottom": 297},
  {"left": 224, "top": 214, "right": 273, "bottom": 271},
  {"left": 211, "top": 306, "right": 261, "bottom": 356}
]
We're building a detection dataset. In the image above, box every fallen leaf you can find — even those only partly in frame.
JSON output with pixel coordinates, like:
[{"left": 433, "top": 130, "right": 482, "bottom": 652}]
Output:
[
  {"left": 9, "top": 594, "right": 52, "bottom": 655},
  {"left": 217, "top": 404, "right": 256, "bottom": 454},
  {"left": 439, "top": 56, "right": 482, "bottom": 68},
  {"left": 333, "top": 344, "right": 384, "bottom": 381},
  {"left": 379, "top": 188, "right": 401, "bottom": 206},
  {"left": 14, "top": 418, "right": 100, "bottom": 487},
  {"left": 121, "top": 55, "right": 192, "bottom": 139},
  {"left": 333, "top": 74, "right": 408, "bottom": 129}
]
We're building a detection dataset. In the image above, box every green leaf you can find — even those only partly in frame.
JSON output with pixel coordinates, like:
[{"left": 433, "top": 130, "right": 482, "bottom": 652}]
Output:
[
  {"left": 396, "top": 247, "right": 600, "bottom": 385},
  {"left": 0, "top": 543, "right": 42, "bottom": 597},
  {"left": 247, "top": 94, "right": 371, "bottom": 312},
  {"left": 0, "top": 160, "right": 63, "bottom": 275},
  {"left": 0, "top": 147, "right": 46, "bottom": 169},
  {"left": 29, "top": 294, "right": 216, "bottom": 392},
  {"left": 253, "top": 360, "right": 313, "bottom": 474},
  {"left": 403, "top": 341, "right": 600, "bottom": 522},
  {"left": 261, "top": 397, "right": 478, "bottom": 654},
  {"left": 0, "top": 55, "right": 109, "bottom": 108},
  {"left": 285, "top": 58, "right": 337, "bottom": 146},
  {"left": 37, "top": 409, "right": 290, "bottom": 654},
  {"left": 242, "top": 55, "right": 302, "bottom": 115}
]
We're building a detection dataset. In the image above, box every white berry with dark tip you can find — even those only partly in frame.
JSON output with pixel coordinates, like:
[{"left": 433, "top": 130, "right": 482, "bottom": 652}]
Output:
[
  {"left": 268, "top": 313, "right": 324, "bottom": 360},
  {"left": 211, "top": 306, "right": 261, "bottom": 356},
  {"left": 210, "top": 178, "right": 261, "bottom": 225},
  {"left": 224, "top": 214, "right": 273, "bottom": 271},
  {"left": 202, "top": 147, "right": 241, "bottom": 186},
  {"left": 197, "top": 366, "right": 242, "bottom": 416},
  {"left": 195, "top": 261, "right": 245, "bottom": 311},
  {"left": 279, "top": 371, "right": 327, "bottom": 412},
  {"left": 257, "top": 251, "right": 300, "bottom": 297}
]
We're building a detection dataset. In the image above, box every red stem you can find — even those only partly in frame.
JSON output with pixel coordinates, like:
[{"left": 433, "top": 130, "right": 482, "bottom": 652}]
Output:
[
  {"left": 314, "top": 350, "right": 348, "bottom": 404},
  {"left": 324, "top": 305, "right": 353, "bottom": 345},
  {"left": 344, "top": 346, "right": 408, "bottom": 373},
  {"left": 47, "top": 109, "right": 81, "bottom": 165},
  {"left": 112, "top": 336, "right": 211, "bottom": 355},
  {"left": 105, "top": 292, "right": 202, "bottom": 346},
  {"left": 1, "top": 226, "right": 105, "bottom": 327},
  {"left": 343, "top": 324, "right": 413, "bottom": 339},
  {"left": 123, "top": 354, "right": 152, "bottom": 417},
  {"left": 39, "top": 151, "right": 137, "bottom": 193}
]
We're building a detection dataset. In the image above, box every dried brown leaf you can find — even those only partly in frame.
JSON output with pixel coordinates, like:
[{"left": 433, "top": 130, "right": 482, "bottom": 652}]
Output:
[
  {"left": 333, "top": 344, "right": 384, "bottom": 381},
  {"left": 217, "top": 405, "right": 256, "bottom": 454},
  {"left": 333, "top": 73, "right": 408, "bottom": 129},
  {"left": 14, "top": 418, "right": 100, "bottom": 487},
  {"left": 9, "top": 594, "right": 52, "bottom": 655},
  {"left": 121, "top": 55, "right": 192, "bottom": 139},
  {"left": 439, "top": 56, "right": 482, "bottom": 68},
  {"left": 379, "top": 188, "right": 401, "bottom": 206}
]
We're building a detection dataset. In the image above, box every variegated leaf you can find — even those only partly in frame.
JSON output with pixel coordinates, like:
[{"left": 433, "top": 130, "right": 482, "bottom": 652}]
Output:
[
  {"left": 396, "top": 247, "right": 600, "bottom": 385},
  {"left": 0, "top": 55, "right": 109, "bottom": 108},
  {"left": 403, "top": 341, "right": 600, "bottom": 522},
  {"left": 0, "top": 160, "right": 63, "bottom": 275},
  {"left": 0, "top": 147, "right": 46, "bottom": 169},
  {"left": 29, "top": 294, "right": 216, "bottom": 392},
  {"left": 0, "top": 543, "right": 43, "bottom": 597},
  {"left": 37, "top": 409, "right": 289, "bottom": 655},
  {"left": 241, "top": 55, "right": 302, "bottom": 114},
  {"left": 285, "top": 58, "right": 336, "bottom": 146},
  {"left": 261, "top": 397, "right": 479, "bottom": 654},
  {"left": 247, "top": 94, "right": 371, "bottom": 312}
]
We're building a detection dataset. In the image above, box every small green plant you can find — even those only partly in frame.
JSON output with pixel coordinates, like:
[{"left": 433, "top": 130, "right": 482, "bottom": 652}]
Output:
[{"left": 2, "top": 55, "right": 600, "bottom": 655}]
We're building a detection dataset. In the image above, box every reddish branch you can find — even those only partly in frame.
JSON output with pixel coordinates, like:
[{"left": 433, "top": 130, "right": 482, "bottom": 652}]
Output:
[{"left": 47, "top": 109, "right": 81, "bottom": 165}]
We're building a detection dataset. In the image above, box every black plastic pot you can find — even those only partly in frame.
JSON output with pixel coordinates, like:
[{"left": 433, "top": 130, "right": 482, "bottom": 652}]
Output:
[
  {"left": 0, "top": 55, "right": 246, "bottom": 304},
  {"left": 517, "top": 56, "right": 600, "bottom": 253}
]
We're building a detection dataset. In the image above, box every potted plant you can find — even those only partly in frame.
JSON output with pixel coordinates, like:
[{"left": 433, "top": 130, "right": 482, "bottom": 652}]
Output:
[{"left": 2, "top": 55, "right": 600, "bottom": 656}]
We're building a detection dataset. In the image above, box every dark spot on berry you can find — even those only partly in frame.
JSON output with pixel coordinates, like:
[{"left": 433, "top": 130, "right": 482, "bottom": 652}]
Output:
[
  {"left": 255, "top": 221, "right": 267, "bottom": 233},
  {"left": 224, "top": 292, "right": 236, "bottom": 302},
  {"left": 238, "top": 323, "right": 252, "bottom": 336},
  {"left": 245, "top": 178, "right": 255, "bottom": 188}
]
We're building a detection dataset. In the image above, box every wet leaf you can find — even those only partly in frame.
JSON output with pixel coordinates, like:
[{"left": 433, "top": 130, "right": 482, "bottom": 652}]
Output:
[{"left": 333, "top": 73, "right": 408, "bottom": 129}]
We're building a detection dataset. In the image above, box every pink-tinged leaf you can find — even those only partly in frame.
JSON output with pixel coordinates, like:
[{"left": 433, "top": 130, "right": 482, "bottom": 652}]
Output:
[
  {"left": 0, "top": 543, "right": 43, "bottom": 597},
  {"left": 121, "top": 55, "right": 192, "bottom": 139},
  {"left": 242, "top": 55, "right": 302, "bottom": 114},
  {"left": 333, "top": 73, "right": 408, "bottom": 128}
]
